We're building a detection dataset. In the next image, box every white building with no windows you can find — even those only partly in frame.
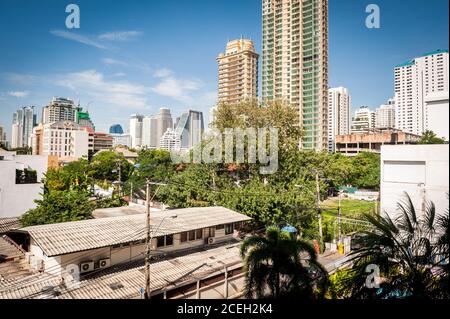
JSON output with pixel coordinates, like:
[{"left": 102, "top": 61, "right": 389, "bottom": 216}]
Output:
[{"left": 380, "top": 144, "right": 449, "bottom": 220}]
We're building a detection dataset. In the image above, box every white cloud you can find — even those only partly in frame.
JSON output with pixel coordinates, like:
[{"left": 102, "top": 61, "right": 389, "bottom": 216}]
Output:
[
  {"left": 151, "top": 76, "right": 202, "bottom": 103},
  {"left": 98, "top": 31, "right": 143, "bottom": 41},
  {"left": 101, "top": 58, "right": 128, "bottom": 66},
  {"left": 50, "top": 30, "right": 107, "bottom": 49},
  {"left": 153, "top": 68, "right": 173, "bottom": 78},
  {"left": 8, "top": 91, "right": 29, "bottom": 98},
  {"left": 2, "top": 73, "right": 36, "bottom": 85},
  {"left": 55, "top": 69, "right": 149, "bottom": 109}
]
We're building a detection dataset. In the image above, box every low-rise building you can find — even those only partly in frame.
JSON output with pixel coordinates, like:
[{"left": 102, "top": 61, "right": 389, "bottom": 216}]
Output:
[
  {"left": 380, "top": 144, "right": 449, "bottom": 220},
  {"left": 10, "top": 206, "right": 251, "bottom": 276},
  {"left": 93, "top": 132, "right": 113, "bottom": 154},
  {"left": 335, "top": 129, "right": 421, "bottom": 156},
  {"left": 0, "top": 150, "right": 49, "bottom": 217}
]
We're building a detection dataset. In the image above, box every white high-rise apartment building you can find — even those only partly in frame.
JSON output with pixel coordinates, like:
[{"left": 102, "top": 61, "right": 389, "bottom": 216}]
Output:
[
  {"left": 262, "top": 0, "right": 328, "bottom": 150},
  {"left": 42, "top": 97, "right": 77, "bottom": 124},
  {"left": 159, "top": 128, "right": 181, "bottom": 151},
  {"left": 375, "top": 98, "right": 396, "bottom": 129},
  {"left": 351, "top": 106, "right": 375, "bottom": 134},
  {"left": 129, "top": 114, "right": 144, "bottom": 148},
  {"left": 328, "top": 87, "right": 350, "bottom": 152},
  {"left": 31, "top": 121, "right": 89, "bottom": 158},
  {"left": 394, "top": 49, "right": 449, "bottom": 136},
  {"left": 217, "top": 39, "right": 259, "bottom": 104}
]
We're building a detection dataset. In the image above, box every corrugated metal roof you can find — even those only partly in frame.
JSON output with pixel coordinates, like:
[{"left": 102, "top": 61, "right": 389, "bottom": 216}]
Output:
[
  {"left": 0, "top": 242, "right": 243, "bottom": 299},
  {"left": 17, "top": 207, "right": 251, "bottom": 257}
]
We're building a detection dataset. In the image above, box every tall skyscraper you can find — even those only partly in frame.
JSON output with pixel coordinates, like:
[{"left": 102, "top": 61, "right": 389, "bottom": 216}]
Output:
[
  {"left": 351, "top": 106, "right": 375, "bottom": 134},
  {"left": 129, "top": 114, "right": 144, "bottom": 148},
  {"left": 328, "top": 87, "right": 350, "bottom": 152},
  {"left": 41, "top": 97, "right": 77, "bottom": 124},
  {"left": 217, "top": 38, "right": 259, "bottom": 104},
  {"left": 375, "top": 98, "right": 395, "bottom": 129},
  {"left": 11, "top": 106, "right": 36, "bottom": 148},
  {"left": 141, "top": 108, "right": 173, "bottom": 148},
  {"left": 262, "top": 0, "right": 329, "bottom": 150},
  {"left": 0, "top": 125, "right": 6, "bottom": 147},
  {"left": 174, "top": 110, "right": 204, "bottom": 149},
  {"left": 394, "top": 49, "right": 449, "bottom": 136}
]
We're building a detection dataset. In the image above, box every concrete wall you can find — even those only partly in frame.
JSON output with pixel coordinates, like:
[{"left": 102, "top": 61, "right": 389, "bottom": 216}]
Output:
[
  {"left": 381, "top": 145, "right": 449, "bottom": 220},
  {"left": 0, "top": 155, "right": 48, "bottom": 218}
]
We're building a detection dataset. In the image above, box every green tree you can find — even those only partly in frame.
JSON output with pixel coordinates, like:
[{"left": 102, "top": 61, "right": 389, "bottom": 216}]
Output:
[
  {"left": 344, "top": 193, "right": 449, "bottom": 299},
  {"left": 90, "top": 151, "right": 131, "bottom": 182},
  {"left": 240, "top": 226, "right": 328, "bottom": 299},
  {"left": 418, "top": 130, "right": 446, "bottom": 144},
  {"left": 20, "top": 190, "right": 93, "bottom": 227}
]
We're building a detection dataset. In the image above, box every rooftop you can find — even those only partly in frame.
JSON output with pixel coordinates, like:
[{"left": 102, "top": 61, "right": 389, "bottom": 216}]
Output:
[
  {"left": 0, "top": 242, "right": 243, "bottom": 299},
  {"left": 15, "top": 207, "right": 251, "bottom": 257}
]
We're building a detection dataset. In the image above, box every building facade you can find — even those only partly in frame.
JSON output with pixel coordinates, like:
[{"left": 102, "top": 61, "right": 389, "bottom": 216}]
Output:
[
  {"left": 41, "top": 97, "right": 77, "bottom": 124},
  {"left": 424, "top": 91, "right": 449, "bottom": 141},
  {"left": 76, "top": 109, "right": 95, "bottom": 130},
  {"left": 111, "top": 134, "right": 131, "bottom": 148},
  {"left": 0, "top": 150, "right": 50, "bottom": 218},
  {"left": 159, "top": 128, "right": 181, "bottom": 151},
  {"left": 375, "top": 98, "right": 395, "bottom": 129},
  {"left": 175, "top": 110, "right": 205, "bottom": 149},
  {"left": 129, "top": 114, "right": 144, "bottom": 149},
  {"left": 262, "top": 0, "right": 329, "bottom": 150},
  {"left": 217, "top": 39, "right": 259, "bottom": 104},
  {"left": 109, "top": 124, "right": 124, "bottom": 134},
  {"left": 141, "top": 108, "right": 173, "bottom": 149},
  {"left": 335, "top": 128, "right": 421, "bottom": 156},
  {"left": 11, "top": 106, "right": 36, "bottom": 148},
  {"left": 394, "top": 49, "right": 449, "bottom": 136},
  {"left": 380, "top": 145, "right": 449, "bottom": 221},
  {"left": 31, "top": 121, "right": 90, "bottom": 159},
  {"left": 351, "top": 106, "right": 375, "bottom": 134},
  {"left": 328, "top": 87, "right": 350, "bottom": 152},
  {"left": 93, "top": 132, "right": 113, "bottom": 154}
]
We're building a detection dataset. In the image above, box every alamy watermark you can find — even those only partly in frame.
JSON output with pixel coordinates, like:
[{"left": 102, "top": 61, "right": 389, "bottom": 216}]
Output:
[
  {"left": 365, "top": 264, "right": 381, "bottom": 289},
  {"left": 365, "top": 4, "right": 380, "bottom": 29},
  {"left": 65, "top": 4, "right": 80, "bottom": 29},
  {"left": 170, "top": 127, "right": 279, "bottom": 175}
]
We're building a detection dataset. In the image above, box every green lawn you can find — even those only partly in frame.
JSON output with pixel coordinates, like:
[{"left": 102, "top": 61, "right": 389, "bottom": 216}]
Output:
[{"left": 320, "top": 198, "right": 378, "bottom": 218}]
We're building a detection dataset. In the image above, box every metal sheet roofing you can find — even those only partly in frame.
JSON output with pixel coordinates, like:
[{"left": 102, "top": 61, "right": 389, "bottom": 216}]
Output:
[
  {"left": 17, "top": 206, "right": 251, "bottom": 257},
  {"left": 0, "top": 218, "right": 20, "bottom": 234},
  {"left": 0, "top": 242, "right": 243, "bottom": 299}
]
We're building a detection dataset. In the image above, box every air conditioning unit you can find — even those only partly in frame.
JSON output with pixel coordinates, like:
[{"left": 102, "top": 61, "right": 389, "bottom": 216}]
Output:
[
  {"left": 99, "top": 258, "right": 111, "bottom": 269},
  {"left": 80, "top": 261, "right": 94, "bottom": 273},
  {"left": 207, "top": 237, "right": 216, "bottom": 245}
]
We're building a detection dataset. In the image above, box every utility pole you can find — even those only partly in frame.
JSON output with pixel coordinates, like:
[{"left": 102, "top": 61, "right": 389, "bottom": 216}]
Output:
[
  {"left": 118, "top": 161, "right": 122, "bottom": 197},
  {"left": 144, "top": 178, "right": 151, "bottom": 299},
  {"left": 315, "top": 171, "right": 323, "bottom": 248},
  {"left": 338, "top": 191, "right": 342, "bottom": 243}
]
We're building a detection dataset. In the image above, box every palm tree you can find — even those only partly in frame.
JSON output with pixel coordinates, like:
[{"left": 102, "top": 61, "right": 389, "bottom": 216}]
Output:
[
  {"left": 240, "top": 226, "right": 328, "bottom": 299},
  {"left": 345, "top": 193, "right": 449, "bottom": 299}
]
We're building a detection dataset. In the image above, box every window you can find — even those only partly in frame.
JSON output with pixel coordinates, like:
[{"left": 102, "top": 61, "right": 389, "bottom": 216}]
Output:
[
  {"left": 165, "top": 235, "right": 173, "bottom": 246},
  {"left": 216, "top": 224, "right": 225, "bottom": 230},
  {"left": 225, "top": 223, "right": 234, "bottom": 235},
  {"left": 180, "top": 232, "right": 188, "bottom": 242},
  {"left": 157, "top": 237, "right": 165, "bottom": 248},
  {"left": 188, "top": 230, "right": 196, "bottom": 241},
  {"left": 196, "top": 229, "right": 203, "bottom": 240}
]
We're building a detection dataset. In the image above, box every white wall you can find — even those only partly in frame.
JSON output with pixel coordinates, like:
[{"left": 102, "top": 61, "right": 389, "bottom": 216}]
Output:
[
  {"left": 381, "top": 145, "right": 449, "bottom": 220},
  {"left": 426, "top": 94, "right": 449, "bottom": 141},
  {"left": 0, "top": 155, "right": 48, "bottom": 217}
]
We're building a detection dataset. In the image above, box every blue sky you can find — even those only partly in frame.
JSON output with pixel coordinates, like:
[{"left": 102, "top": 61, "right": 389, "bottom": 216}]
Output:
[{"left": 0, "top": 0, "right": 448, "bottom": 141}]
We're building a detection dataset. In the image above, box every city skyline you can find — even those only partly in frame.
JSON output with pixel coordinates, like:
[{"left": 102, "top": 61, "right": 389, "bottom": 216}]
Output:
[{"left": 0, "top": 0, "right": 449, "bottom": 142}]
